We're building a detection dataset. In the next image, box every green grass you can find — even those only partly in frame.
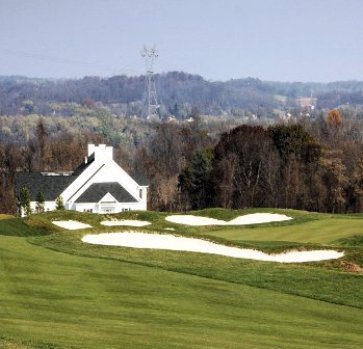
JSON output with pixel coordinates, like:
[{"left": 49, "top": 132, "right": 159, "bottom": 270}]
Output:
[
  {"left": 334, "top": 235, "right": 363, "bottom": 247},
  {"left": 0, "top": 214, "right": 14, "bottom": 220},
  {"left": 198, "top": 212, "right": 363, "bottom": 244},
  {"left": 32, "top": 231, "right": 363, "bottom": 308},
  {"left": 0, "top": 208, "right": 362, "bottom": 348},
  {"left": 0, "top": 217, "right": 47, "bottom": 237}
]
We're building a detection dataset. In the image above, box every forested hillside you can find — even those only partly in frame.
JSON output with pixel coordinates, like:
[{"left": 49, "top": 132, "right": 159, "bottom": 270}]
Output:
[
  {"left": 2, "top": 73, "right": 363, "bottom": 118},
  {"left": 2, "top": 72, "right": 363, "bottom": 215},
  {"left": 1, "top": 107, "right": 363, "bottom": 215}
]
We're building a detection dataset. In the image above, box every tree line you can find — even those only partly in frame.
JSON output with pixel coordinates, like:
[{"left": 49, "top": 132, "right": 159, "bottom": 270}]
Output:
[
  {"left": 1, "top": 109, "right": 363, "bottom": 214},
  {"left": 178, "top": 110, "right": 363, "bottom": 213}
]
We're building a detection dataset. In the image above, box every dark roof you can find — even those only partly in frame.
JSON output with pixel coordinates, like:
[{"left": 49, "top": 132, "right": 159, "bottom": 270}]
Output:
[
  {"left": 130, "top": 172, "right": 148, "bottom": 186},
  {"left": 75, "top": 182, "right": 137, "bottom": 203},
  {"left": 14, "top": 157, "right": 95, "bottom": 201},
  {"left": 14, "top": 153, "right": 147, "bottom": 201},
  {"left": 73, "top": 153, "right": 95, "bottom": 176},
  {"left": 14, "top": 172, "right": 76, "bottom": 201}
]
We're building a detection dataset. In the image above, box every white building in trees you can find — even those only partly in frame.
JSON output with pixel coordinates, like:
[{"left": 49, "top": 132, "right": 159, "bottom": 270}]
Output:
[{"left": 15, "top": 144, "right": 148, "bottom": 215}]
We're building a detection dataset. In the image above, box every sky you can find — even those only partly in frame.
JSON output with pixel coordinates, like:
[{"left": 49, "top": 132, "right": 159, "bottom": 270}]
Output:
[{"left": 0, "top": 0, "right": 362, "bottom": 82}]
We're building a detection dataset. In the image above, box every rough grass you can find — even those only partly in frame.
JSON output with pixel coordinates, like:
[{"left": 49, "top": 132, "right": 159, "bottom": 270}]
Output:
[
  {"left": 335, "top": 235, "right": 363, "bottom": 247},
  {"left": 0, "top": 208, "right": 362, "bottom": 348},
  {"left": 0, "top": 217, "right": 46, "bottom": 237},
  {"left": 0, "top": 214, "right": 14, "bottom": 221}
]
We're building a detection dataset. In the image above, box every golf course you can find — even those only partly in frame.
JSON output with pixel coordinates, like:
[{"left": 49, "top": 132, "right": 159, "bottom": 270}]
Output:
[{"left": 0, "top": 208, "right": 362, "bottom": 348}]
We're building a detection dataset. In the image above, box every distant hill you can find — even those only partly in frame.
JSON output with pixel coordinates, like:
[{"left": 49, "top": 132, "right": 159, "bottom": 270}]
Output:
[{"left": 1, "top": 72, "right": 363, "bottom": 118}]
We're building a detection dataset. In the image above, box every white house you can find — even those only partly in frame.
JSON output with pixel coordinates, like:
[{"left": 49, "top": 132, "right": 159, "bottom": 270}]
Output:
[{"left": 15, "top": 144, "right": 148, "bottom": 215}]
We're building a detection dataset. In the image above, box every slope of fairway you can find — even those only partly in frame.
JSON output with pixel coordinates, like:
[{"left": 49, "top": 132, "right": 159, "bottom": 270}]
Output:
[
  {"left": 0, "top": 217, "right": 47, "bottom": 237},
  {"left": 1, "top": 209, "right": 362, "bottom": 349},
  {"left": 0, "top": 236, "right": 362, "bottom": 349},
  {"left": 206, "top": 216, "right": 363, "bottom": 244}
]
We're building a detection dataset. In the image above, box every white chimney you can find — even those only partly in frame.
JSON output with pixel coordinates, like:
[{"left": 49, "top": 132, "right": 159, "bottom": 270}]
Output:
[
  {"left": 87, "top": 144, "right": 113, "bottom": 161},
  {"left": 88, "top": 144, "right": 96, "bottom": 156}
]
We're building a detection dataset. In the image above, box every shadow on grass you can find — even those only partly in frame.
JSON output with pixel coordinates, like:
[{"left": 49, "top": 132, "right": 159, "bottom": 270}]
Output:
[{"left": 0, "top": 217, "right": 49, "bottom": 237}]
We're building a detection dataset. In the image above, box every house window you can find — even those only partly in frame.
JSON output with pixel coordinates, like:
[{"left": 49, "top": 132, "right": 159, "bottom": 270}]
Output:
[
  {"left": 83, "top": 209, "right": 93, "bottom": 213},
  {"left": 139, "top": 189, "right": 143, "bottom": 199}
]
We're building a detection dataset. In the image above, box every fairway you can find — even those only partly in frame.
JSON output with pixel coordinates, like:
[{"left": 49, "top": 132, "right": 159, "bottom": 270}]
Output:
[
  {"left": 205, "top": 216, "right": 363, "bottom": 244},
  {"left": 0, "top": 209, "right": 362, "bottom": 349}
]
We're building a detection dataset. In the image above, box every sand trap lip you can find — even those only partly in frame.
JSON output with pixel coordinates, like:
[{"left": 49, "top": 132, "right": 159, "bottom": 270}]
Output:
[
  {"left": 82, "top": 232, "right": 344, "bottom": 263},
  {"left": 101, "top": 220, "right": 151, "bottom": 227},
  {"left": 165, "top": 213, "right": 292, "bottom": 226},
  {"left": 53, "top": 220, "right": 92, "bottom": 230}
]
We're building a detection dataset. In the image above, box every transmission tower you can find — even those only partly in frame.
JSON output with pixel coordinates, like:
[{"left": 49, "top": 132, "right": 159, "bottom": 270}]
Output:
[{"left": 141, "top": 45, "right": 159, "bottom": 119}]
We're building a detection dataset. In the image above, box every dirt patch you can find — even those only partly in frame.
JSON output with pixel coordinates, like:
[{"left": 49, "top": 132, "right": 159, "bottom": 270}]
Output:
[{"left": 341, "top": 261, "right": 363, "bottom": 274}]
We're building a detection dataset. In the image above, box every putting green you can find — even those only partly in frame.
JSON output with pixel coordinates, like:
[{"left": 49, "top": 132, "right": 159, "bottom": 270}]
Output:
[{"left": 205, "top": 217, "right": 363, "bottom": 244}]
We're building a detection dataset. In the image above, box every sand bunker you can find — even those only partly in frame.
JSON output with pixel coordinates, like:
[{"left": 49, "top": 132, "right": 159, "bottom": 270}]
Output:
[
  {"left": 53, "top": 220, "right": 92, "bottom": 230},
  {"left": 101, "top": 220, "right": 151, "bottom": 227},
  {"left": 165, "top": 213, "right": 292, "bottom": 226},
  {"left": 82, "top": 232, "right": 344, "bottom": 263}
]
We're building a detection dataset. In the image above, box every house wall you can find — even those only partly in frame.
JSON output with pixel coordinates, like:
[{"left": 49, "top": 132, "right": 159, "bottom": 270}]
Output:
[
  {"left": 61, "top": 157, "right": 147, "bottom": 210},
  {"left": 25, "top": 199, "right": 144, "bottom": 216},
  {"left": 72, "top": 201, "right": 145, "bottom": 214},
  {"left": 138, "top": 186, "right": 148, "bottom": 210},
  {"left": 24, "top": 201, "right": 56, "bottom": 216},
  {"left": 60, "top": 160, "right": 102, "bottom": 203},
  {"left": 44, "top": 201, "right": 57, "bottom": 212}
]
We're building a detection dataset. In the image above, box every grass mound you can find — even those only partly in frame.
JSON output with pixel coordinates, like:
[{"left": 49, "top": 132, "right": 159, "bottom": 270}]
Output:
[
  {"left": 0, "top": 217, "right": 47, "bottom": 237},
  {"left": 335, "top": 235, "right": 363, "bottom": 246}
]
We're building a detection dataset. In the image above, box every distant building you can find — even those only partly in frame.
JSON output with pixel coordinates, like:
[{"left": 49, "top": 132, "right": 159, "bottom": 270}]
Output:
[{"left": 15, "top": 144, "right": 148, "bottom": 215}]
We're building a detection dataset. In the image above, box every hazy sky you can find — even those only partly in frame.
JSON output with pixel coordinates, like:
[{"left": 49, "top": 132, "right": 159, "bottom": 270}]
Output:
[{"left": 0, "top": 0, "right": 362, "bottom": 82}]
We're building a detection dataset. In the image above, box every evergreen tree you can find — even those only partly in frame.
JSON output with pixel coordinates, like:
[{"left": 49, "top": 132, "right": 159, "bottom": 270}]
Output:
[
  {"left": 55, "top": 196, "right": 65, "bottom": 210},
  {"left": 19, "top": 186, "right": 32, "bottom": 216},
  {"left": 178, "top": 149, "right": 213, "bottom": 209},
  {"left": 35, "top": 192, "right": 45, "bottom": 213}
]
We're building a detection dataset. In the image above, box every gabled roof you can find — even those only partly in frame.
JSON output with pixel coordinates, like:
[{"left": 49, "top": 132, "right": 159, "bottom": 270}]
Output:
[
  {"left": 75, "top": 182, "right": 137, "bottom": 203},
  {"left": 14, "top": 157, "right": 95, "bottom": 201},
  {"left": 130, "top": 172, "right": 148, "bottom": 187},
  {"left": 14, "top": 172, "right": 76, "bottom": 201},
  {"left": 73, "top": 153, "right": 95, "bottom": 176},
  {"left": 14, "top": 145, "right": 148, "bottom": 203}
]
